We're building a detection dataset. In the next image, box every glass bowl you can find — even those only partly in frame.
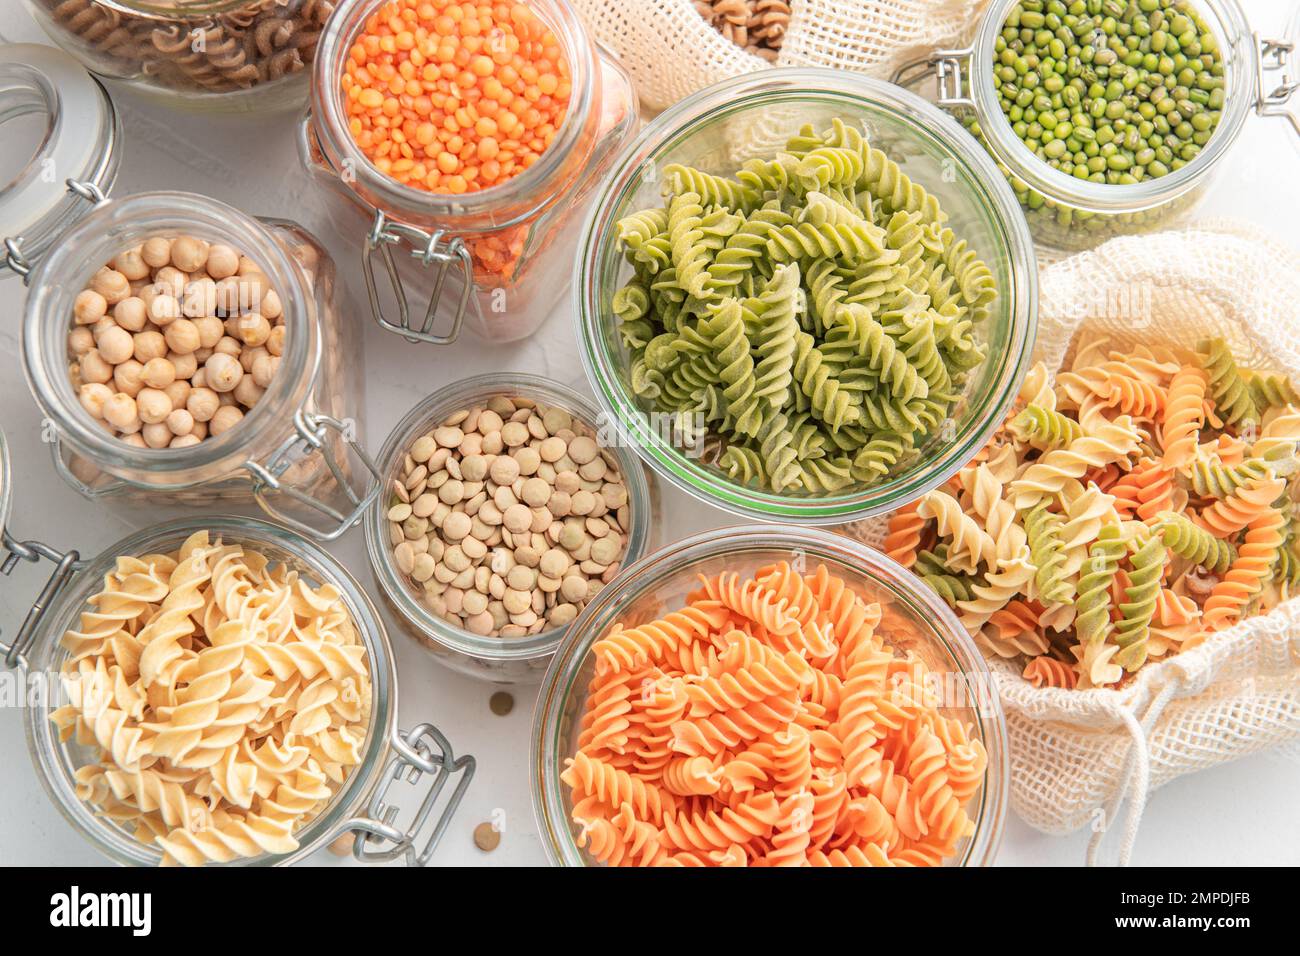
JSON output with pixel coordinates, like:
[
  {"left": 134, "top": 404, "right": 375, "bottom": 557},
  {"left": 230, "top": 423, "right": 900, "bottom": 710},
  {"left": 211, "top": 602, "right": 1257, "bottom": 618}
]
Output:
[
  {"left": 575, "top": 68, "right": 1037, "bottom": 524},
  {"left": 531, "top": 525, "right": 1008, "bottom": 866},
  {"left": 364, "top": 373, "right": 657, "bottom": 684}
]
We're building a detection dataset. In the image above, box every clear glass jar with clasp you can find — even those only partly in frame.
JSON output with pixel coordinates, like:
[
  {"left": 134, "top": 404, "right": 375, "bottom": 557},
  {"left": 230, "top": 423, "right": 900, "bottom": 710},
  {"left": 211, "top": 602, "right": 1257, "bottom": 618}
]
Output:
[
  {"left": 893, "top": 0, "right": 1300, "bottom": 253},
  {"left": 23, "top": 0, "right": 334, "bottom": 112},
  {"left": 0, "top": 467, "right": 476, "bottom": 865},
  {"left": 298, "top": 0, "right": 639, "bottom": 346},
  {"left": 1, "top": 43, "right": 380, "bottom": 542}
]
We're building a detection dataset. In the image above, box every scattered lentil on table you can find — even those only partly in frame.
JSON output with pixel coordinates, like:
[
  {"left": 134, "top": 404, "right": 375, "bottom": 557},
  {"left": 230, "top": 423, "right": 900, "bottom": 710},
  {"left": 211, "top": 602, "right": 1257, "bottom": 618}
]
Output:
[
  {"left": 68, "top": 236, "right": 284, "bottom": 449},
  {"left": 387, "top": 394, "right": 631, "bottom": 638},
  {"left": 473, "top": 821, "right": 501, "bottom": 851}
]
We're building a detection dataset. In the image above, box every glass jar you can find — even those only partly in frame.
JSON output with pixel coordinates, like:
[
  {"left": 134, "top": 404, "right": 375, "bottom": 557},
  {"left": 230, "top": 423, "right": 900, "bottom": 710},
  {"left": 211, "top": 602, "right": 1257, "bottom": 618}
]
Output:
[
  {"left": 577, "top": 68, "right": 1038, "bottom": 525},
  {"left": 0, "top": 477, "right": 475, "bottom": 865},
  {"left": 893, "top": 0, "right": 1300, "bottom": 253},
  {"left": 299, "top": 0, "right": 639, "bottom": 346},
  {"left": 23, "top": 0, "right": 333, "bottom": 112},
  {"left": 364, "top": 373, "right": 658, "bottom": 684},
  {"left": 2, "top": 45, "right": 380, "bottom": 542},
  {"left": 530, "top": 525, "right": 1009, "bottom": 866}
]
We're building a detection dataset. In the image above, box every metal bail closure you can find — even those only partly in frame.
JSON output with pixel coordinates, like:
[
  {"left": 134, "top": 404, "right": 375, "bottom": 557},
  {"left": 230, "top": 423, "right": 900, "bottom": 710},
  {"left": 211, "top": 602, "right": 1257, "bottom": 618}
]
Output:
[
  {"left": 340, "top": 723, "right": 475, "bottom": 866},
  {"left": 242, "top": 410, "right": 382, "bottom": 543},
  {"left": 0, "top": 534, "right": 80, "bottom": 671},
  {"left": 1256, "top": 34, "right": 1300, "bottom": 140},
  {"left": 361, "top": 210, "right": 474, "bottom": 346},
  {"left": 892, "top": 46, "right": 975, "bottom": 108},
  {"left": 4, "top": 176, "right": 111, "bottom": 283}
]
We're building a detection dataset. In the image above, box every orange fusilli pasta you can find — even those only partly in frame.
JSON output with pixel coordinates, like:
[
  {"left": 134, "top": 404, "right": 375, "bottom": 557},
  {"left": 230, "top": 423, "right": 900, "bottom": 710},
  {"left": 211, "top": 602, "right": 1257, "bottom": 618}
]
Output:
[{"left": 564, "top": 565, "right": 989, "bottom": 866}]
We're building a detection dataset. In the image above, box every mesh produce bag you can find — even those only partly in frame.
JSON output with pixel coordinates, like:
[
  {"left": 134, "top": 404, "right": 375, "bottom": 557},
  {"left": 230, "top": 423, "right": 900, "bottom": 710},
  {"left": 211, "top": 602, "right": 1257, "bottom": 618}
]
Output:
[
  {"left": 571, "top": 0, "right": 989, "bottom": 113},
  {"left": 847, "top": 221, "right": 1300, "bottom": 865}
]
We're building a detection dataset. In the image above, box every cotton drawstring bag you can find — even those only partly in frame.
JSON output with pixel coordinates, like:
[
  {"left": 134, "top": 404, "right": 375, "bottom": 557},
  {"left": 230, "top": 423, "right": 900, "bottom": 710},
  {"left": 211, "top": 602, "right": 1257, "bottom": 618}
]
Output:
[
  {"left": 846, "top": 220, "right": 1300, "bottom": 865},
  {"left": 571, "top": 0, "right": 990, "bottom": 113}
]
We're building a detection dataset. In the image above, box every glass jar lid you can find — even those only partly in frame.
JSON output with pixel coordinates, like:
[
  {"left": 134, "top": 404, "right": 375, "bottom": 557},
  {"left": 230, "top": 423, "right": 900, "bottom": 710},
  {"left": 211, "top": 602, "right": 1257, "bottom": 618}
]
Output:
[{"left": 0, "top": 43, "right": 120, "bottom": 279}]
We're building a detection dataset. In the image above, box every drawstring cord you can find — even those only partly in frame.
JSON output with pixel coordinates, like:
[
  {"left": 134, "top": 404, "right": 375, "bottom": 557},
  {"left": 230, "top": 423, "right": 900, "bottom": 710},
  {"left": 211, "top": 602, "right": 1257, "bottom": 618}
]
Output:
[{"left": 1085, "top": 677, "right": 1183, "bottom": 866}]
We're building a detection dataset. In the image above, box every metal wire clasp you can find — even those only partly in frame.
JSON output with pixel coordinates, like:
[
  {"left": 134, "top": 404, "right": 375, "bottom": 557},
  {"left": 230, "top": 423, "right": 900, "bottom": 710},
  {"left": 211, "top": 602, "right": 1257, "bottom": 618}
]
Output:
[
  {"left": 1256, "top": 34, "right": 1300, "bottom": 141},
  {"left": 2, "top": 177, "right": 110, "bottom": 282},
  {"left": 892, "top": 46, "right": 975, "bottom": 108},
  {"left": 340, "top": 723, "right": 476, "bottom": 866},
  {"left": 242, "top": 410, "right": 382, "bottom": 542},
  {"left": 0, "top": 530, "right": 81, "bottom": 670},
  {"left": 362, "top": 210, "right": 474, "bottom": 346}
]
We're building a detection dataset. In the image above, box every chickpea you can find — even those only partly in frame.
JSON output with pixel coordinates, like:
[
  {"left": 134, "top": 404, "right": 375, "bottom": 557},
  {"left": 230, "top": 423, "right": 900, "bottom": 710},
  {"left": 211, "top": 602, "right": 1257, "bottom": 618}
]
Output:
[
  {"left": 170, "top": 236, "right": 208, "bottom": 273},
  {"left": 114, "top": 247, "right": 150, "bottom": 281},
  {"left": 154, "top": 266, "right": 187, "bottom": 298},
  {"left": 163, "top": 379, "right": 191, "bottom": 410},
  {"left": 95, "top": 324, "right": 134, "bottom": 365},
  {"left": 266, "top": 325, "right": 286, "bottom": 356},
  {"left": 193, "top": 315, "right": 224, "bottom": 349},
  {"left": 68, "top": 326, "right": 95, "bottom": 357},
  {"left": 210, "top": 404, "right": 245, "bottom": 436},
  {"left": 233, "top": 376, "right": 264, "bottom": 408},
  {"left": 74, "top": 289, "right": 108, "bottom": 325},
  {"left": 187, "top": 386, "right": 220, "bottom": 422},
  {"left": 112, "top": 359, "right": 145, "bottom": 397},
  {"left": 182, "top": 276, "right": 217, "bottom": 318},
  {"left": 122, "top": 432, "right": 148, "bottom": 448},
  {"left": 165, "top": 408, "right": 194, "bottom": 437},
  {"left": 190, "top": 420, "right": 208, "bottom": 440},
  {"left": 141, "top": 237, "right": 172, "bottom": 268},
  {"left": 214, "top": 277, "right": 242, "bottom": 315},
  {"left": 136, "top": 387, "right": 173, "bottom": 425},
  {"left": 133, "top": 330, "right": 167, "bottom": 364},
  {"left": 163, "top": 317, "right": 201, "bottom": 355},
  {"left": 170, "top": 434, "right": 201, "bottom": 449},
  {"left": 237, "top": 274, "right": 265, "bottom": 312},
  {"left": 113, "top": 296, "right": 148, "bottom": 332},
  {"left": 146, "top": 291, "right": 180, "bottom": 326},
  {"left": 90, "top": 268, "right": 130, "bottom": 305},
  {"left": 168, "top": 351, "right": 198, "bottom": 380},
  {"left": 237, "top": 256, "right": 262, "bottom": 277},
  {"left": 214, "top": 335, "right": 242, "bottom": 358},
  {"left": 102, "top": 392, "right": 140, "bottom": 432},
  {"left": 260, "top": 289, "right": 283, "bottom": 320},
  {"left": 191, "top": 367, "right": 208, "bottom": 388},
  {"left": 142, "top": 422, "right": 173, "bottom": 449},
  {"left": 251, "top": 353, "right": 279, "bottom": 388},
  {"left": 206, "top": 244, "right": 240, "bottom": 279},
  {"left": 237, "top": 312, "right": 271, "bottom": 347},
  {"left": 80, "top": 349, "right": 113, "bottom": 385},
  {"left": 240, "top": 345, "right": 267, "bottom": 373},
  {"left": 91, "top": 316, "right": 116, "bottom": 338},
  {"left": 140, "top": 356, "right": 176, "bottom": 389},
  {"left": 79, "top": 383, "right": 113, "bottom": 419}
]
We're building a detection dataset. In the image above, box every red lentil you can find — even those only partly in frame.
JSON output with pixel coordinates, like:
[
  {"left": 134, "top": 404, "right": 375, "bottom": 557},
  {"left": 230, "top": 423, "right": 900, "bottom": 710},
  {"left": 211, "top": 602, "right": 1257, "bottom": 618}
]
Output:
[{"left": 343, "top": 0, "right": 572, "bottom": 197}]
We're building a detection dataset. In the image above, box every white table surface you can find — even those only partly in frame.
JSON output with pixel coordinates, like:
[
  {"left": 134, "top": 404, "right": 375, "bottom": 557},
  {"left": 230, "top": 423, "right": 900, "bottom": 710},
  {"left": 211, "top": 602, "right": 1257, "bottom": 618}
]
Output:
[{"left": 1, "top": 0, "right": 1297, "bottom": 868}]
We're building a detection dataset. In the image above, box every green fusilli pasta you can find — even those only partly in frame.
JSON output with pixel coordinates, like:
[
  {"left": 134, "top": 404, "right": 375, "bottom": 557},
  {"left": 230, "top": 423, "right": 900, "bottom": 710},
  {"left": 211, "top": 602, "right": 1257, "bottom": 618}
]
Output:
[
  {"left": 1008, "top": 404, "right": 1084, "bottom": 450},
  {"left": 608, "top": 120, "right": 997, "bottom": 494},
  {"left": 1154, "top": 512, "right": 1236, "bottom": 573},
  {"left": 1113, "top": 533, "right": 1167, "bottom": 672},
  {"left": 1198, "top": 337, "right": 1260, "bottom": 426},
  {"left": 1023, "top": 503, "right": 1074, "bottom": 605}
]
